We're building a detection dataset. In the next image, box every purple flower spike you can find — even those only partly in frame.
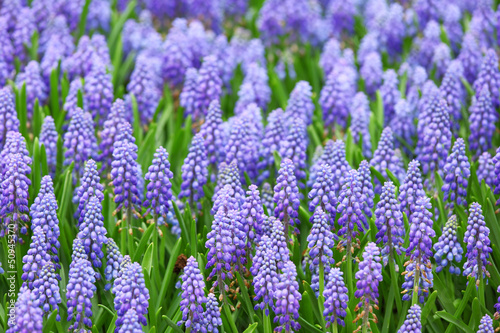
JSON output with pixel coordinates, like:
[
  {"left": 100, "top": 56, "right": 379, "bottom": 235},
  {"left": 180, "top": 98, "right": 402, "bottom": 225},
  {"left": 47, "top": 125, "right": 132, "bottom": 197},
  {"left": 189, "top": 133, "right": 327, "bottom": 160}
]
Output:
[
  {"left": 213, "top": 161, "right": 245, "bottom": 209},
  {"left": 496, "top": 286, "right": 500, "bottom": 319},
  {"left": 252, "top": 235, "right": 278, "bottom": 314},
  {"left": 402, "top": 196, "right": 435, "bottom": 303},
  {"left": 12, "top": 7, "right": 36, "bottom": 64},
  {"left": 180, "top": 67, "right": 198, "bottom": 119},
  {"left": 206, "top": 208, "right": 235, "bottom": 287},
  {"left": 477, "top": 152, "right": 495, "bottom": 188},
  {"left": 258, "top": 108, "right": 286, "bottom": 183},
  {"left": 194, "top": 55, "right": 223, "bottom": 119},
  {"left": 370, "top": 127, "right": 405, "bottom": 192},
  {"left": 63, "top": 34, "right": 111, "bottom": 80},
  {"left": 39, "top": 116, "right": 57, "bottom": 175},
  {"left": 99, "top": 99, "right": 127, "bottom": 171},
  {"left": 398, "top": 305, "right": 422, "bottom": 333},
  {"left": 350, "top": 92, "right": 372, "bottom": 158},
  {"left": 63, "top": 78, "right": 83, "bottom": 119},
  {"left": 354, "top": 242, "right": 383, "bottom": 329},
  {"left": 358, "top": 32, "right": 380, "bottom": 65},
  {"left": 320, "top": 38, "right": 342, "bottom": 76},
  {"left": 380, "top": 69, "right": 400, "bottom": 121},
  {"left": 78, "top": 196, "right": 107, "bottom": 277},
  {"left": 337, "top": 169, "right": 367, "bottom": 254},
  {"left": 390, "top": 99, "right": 415, "bottom": 153},
  {"left": 308, "top": 207, "right": 336, "bottom": 266},
  {"left": 279, "top": 117, "right": 308, "bottom": 183},
  {"left": 434, "top": 215, "right": 463, "bottom": 274},
  {"left": 105, "top": 238, "right": 123, "bottom": 291},
  {"left": 442, "top": 138, "right": 470, "bottom": 210},
  {"left": 268, "top": 217, "right": 290, "bottom": 268},
  {"left": 178, "top": 256, "right": 207, "bottom": 332},
  {"left": 179, "top": 133, "right": 209, "bottom": 208},
  {"left": 458, "top": 33, "right": 482, "bottom": 84},
  {"left": 274, "top": 158, "right": 301, "bottom": 238},
  {"left": 327, "top": 0, "right": 356, "bottom": 36},
  {"left": 66, "top": 256, "right": 96, "bottom": 331},
  {"left": 323, "top": 268, "right": 348, "bottom": 327},
  {"left": 113, "top": 261, "right": 150, "bottom": 330},
  {"left": 84, "top": 59, "right": 113, "bottom": 125},
  {"left": 375, "top": 181, "right": 405, "bottom": 264},
  {"left": 398, "top": 160, "right": 425, "bottom": 218},
  {"left": 16, "top": 61, "right": 47, "bottom": 119},
  {"left": 310, "top": 139, "right": 351, "bottom": 194},
  {"left": 320, "top": 72, "right": 352, "bottom": 129},
  {"left": 417, "top": 99, "right": 452, "bottom": 176},
  {"left": 204, "top": 293, "right": 222, "bottom": 332},
  {"left": 463, "top": 202, "right": 492, "bottom": 282},
  {"left": 262, "top": 183, "right": 274, "bottom": 213},
  {"left": 119, "top": 309, "right": 143, "bottom": 333},
  {"left": 360, "top": 52, "right": 383, "bottom": 97},
  {"left": 274, "top": 260, "right": 301, "bottom": 332},
  {"left": 478, "top": 314, "right": 494, "bottom": 333},
  {"left": 6, "top": 287, "right": 43, "bottom": 333},
  {"left": 308, "top": 164, "right": 337, "bottom": 226},
  {"left": 0, "top": 88, "right": 19, "bottom": 150},
  {"left": 21, "top": 226, "right": 51, "bottom": 289},
  {"left": 111, "top": 122, "right": 142, "bottom": 215},
  {"left": 432, "top": 43, "right": 451, "bottom": 80},
  {"left": 73, "top": 159, "right": 104, "bottom": 226},
  {"left": 225, "top": 117, "right": 259, "bottom": 181},
  {"left": 414, "top": 21, "right": 441, "bottom": 70},
  {"left": 33, "top": 262, "right": 62, "bottom": 320},
  {"left": 358, "top": 160, "right": 374, "bottom": 218},
  {"left": 144, "top": 146, "right": 173, "bottom": 219},
  {"left": 63, "top": 107, "right": 98, "bottom": 180},
  {"left": 286, "top": 81, "right": 314, "bottom": 125},
  {"left": 440, "top": 61, "right": 465, "bottom": 133},
  {"left": 241, "top": 184, "right": 265, "bottom": 244},
  {"left": 200, "top": 100, "right": 225, "bottom": 175},
  {"left": 235, "top": 63, "right": 270, "bottom": 114},
  {"left": 474, "top": 49, "right": 500, "bottom": 107},
  {"left": 469, "top": 86, "right": 497, "bottom": 157},
  {"left": 0, "top": 153, "right": 31, "bottom": 241}
]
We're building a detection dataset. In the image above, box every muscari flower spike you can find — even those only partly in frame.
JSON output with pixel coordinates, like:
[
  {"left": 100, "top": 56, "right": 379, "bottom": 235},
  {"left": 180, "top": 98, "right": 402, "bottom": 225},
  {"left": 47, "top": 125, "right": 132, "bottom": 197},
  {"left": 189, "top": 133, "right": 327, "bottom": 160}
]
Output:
[
  {"left": 279, "top": 117, "right": 308, "bottom": 183},
  {"left": 178, "top": 256, "right": 207, "bottom": 332},
  {"left": 350, "top": 92, "right": 372, "bottom": 158},
  {"left": 33, "top": 261, "right": 62, "bottom": 320},
  {"left": 144, "top": 146, "right": 173, "bottom": 220},
  {"left": 307, "top": 206, "right": 336, "bottom": 266},
  {"left": 458, "top": 33, "right": 482, "bottom": 84},
  {"left": 398, "top": 160, "right": 425, "bottom": 218},
  {"left": 440, "top": 60, "right": 465, "bottom": 134},
  {"left": 258, "top": 108, "right": 286, "bottom": 183},
  {"left": 15, "top": 61, "right": 47, "bottom": 120},
  {"left": 0, "top": 88, "right": 20, "bottom": 150},
  {"left": 402, "top": 196, "right": 435, "bottom": 303},
  {"left": 469, "top": 86, "right": 497, "bottom": 158},
  {"left": 235, "top": 62, "right": 270, "bottom": 113},
  {"left": 320, "top": 38, "right": 342, "bottom": 76},
  {"left": 397, "top": 305, "right": 422, "bottom": 333},
  {"left": 204, "top": 293, "right": 222, "bottom": 333},
  {"left": 375, "top": 181, "right": 405, "bottom": 264},
  {"left": 477, "top": 152, "right": 495, "bottom": 188},
  {"left": 179, "top": 133, "right": 209, "bottom": 209},
  {"left": 358, "top": 160, "right": 374, "bottom": 218},
  {"left": 39, "top": 116, "right": 58, "bottom": 175},
  {"left": 63, "top": 78, "right": 83, "bottom": 119},
  {"left": 309, "top": 139, "right": 350, "bottom": 194},
  {"left": 442, "top": 138, "right": 470, "bottom": 210},
  {"left": 194, "top": 55, "right": 223, "bottom": 118},
  {"left": 6, "top": 287, "right": 44, "bottom": 333},
  {"left": 463, "top": 202, "right": 492, "bottom": 283},
  {"left": 477, "top": 314, "right": 494, "bottom": 333},
  {"left": 323, "top": 267, "right": 348, "bottom": 327},
  {"left": 380, "top": 69, "right": 400, "bottom": 121},
  {"left": 98, "top": 99, "right": 127, "bottom": 171},
  {"left": 225, "top": 117, "right": 259, "bottom": 181},
  {"left": 308, "top": 163, "right": 338, "bottom": 226},
  {"left": 262, "top": 182, "right": 274, "bottom": 214},
  {"left": 84, "top": 58, "right": 113, "bottom": 125},
  {"left": 200, "top": 100, "right": 225, "bottom": 176},
  {"left": 320, "top": 72, "right": 352, "bottom": 129},
  {"left": 73, "top": 159, "right": 104, "bottom": 226},
  {"left": 252, "top": 235, "right": 278, "bottom": 314},
  {"left": 360, "top": 52, "right": 383, "bottom": 97},
  {"left": 213, "top": 161, "right": 245, "bottom": 211},
  {"left": 66, "top": 256, "right": 96, "bottom": 331},
  {"left": 286, "top": 80, "right": 314, "bottom": 126},
  {"left": 390, "top": 99, "right": 415, "bottom": 154},
  {"left": 12, "top": 7, "right": 36, "bottom": 64},
  {"left": 21, "top": 226, "right": 51, "bottom": 289},
  {"left": 105, "top": 237, "right": 123, "bottom": 291},
  {"left": 431, "top": 43, "right": 451, "bottom": 80},
  {"left": 180, "top": 67, "right": 198, "bottom": 119},
  {"left": 327, "top": 0, "right": 356, "bottom": 36},
  {"left": 269, "top": 216, "right": 290, "bottom": 269},
  {"left": 434, "top": 215, "right": 463, "bottom": 274},
  {"left": 119, "top": 309, "right": 143, "bottom": 333},
  {"left": 274, "top": 158, "right": 301, "bottom": 239},
  {"left": 241, "top": 184, "right": 265, "bottom": 245},
  {"left": 473, "top": 49, "right": 500, "bottom": 108},
  {"left": 274, "top": 260, "right": 302, "bottom": 332}
]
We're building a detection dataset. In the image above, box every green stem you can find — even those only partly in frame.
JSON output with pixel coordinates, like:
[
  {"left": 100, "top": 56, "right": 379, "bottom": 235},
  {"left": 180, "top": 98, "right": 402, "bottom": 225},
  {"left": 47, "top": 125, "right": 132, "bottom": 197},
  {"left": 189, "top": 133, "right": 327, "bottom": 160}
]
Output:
[
  {"left": 346, "top": 242, "right": 353, "bottom": 299},
  {"left": 362, "top": 302, "right": 370, "bottom": 333},
  {"left": 411, "top": 258, "right": 421, "bottom": 306},
  {"left": 264, "top": 308, "right": 272, "bottom": 333},
  {"left": 319, "top": 262, "right": 327, "bottom": 332},
  {"left": 478, "top": 260, "right": 485, "bottom": 308},
  {"left": 332, "top": 323, "right": 338, "bottom": 333}
]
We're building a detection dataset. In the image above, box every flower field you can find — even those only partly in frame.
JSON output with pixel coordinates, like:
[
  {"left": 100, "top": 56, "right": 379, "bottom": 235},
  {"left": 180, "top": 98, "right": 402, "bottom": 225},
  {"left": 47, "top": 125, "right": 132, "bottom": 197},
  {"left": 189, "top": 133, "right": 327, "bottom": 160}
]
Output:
[{"left": 0, "top": 0, "right": 500, "bottom": 332}]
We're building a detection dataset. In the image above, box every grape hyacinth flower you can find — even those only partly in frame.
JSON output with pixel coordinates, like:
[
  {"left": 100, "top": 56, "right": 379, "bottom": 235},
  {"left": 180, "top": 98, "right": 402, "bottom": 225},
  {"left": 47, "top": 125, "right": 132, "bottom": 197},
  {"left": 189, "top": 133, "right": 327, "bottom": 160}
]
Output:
[
  {"left": 262, "top": 183, "right": 274, "bottom": 214},
  {"left": 390, "top": 99, "right": 416, "bottom": 153},
  {"left": 477, "top": 152, "right": 495, "bottom": 188},
  {"left": 225, "top": 117, "right": 259, "bottom": 181},
  {"left": 15, "top": 61, "right": 47, "bottom": 119},
  {"left": 274, "top": 158, "right": 301, "bottom": 240},
  {"left": 33, "top": 261, "right": 62, "bottom": 320},
  {"left": 213, "top": 161, "right": 245, "bottom": 210},
  {"left": 268, "top": 217, "right": 290, "bottom": 268},
  {"left": 105, "top": 238, "right": 123, "bottom": 290},
  {"left": 337, "top": 169, "right": 368, "bottom": 257},
  {"left": 113, "top": 261, "right": 150, "bottom": 330},
  {"left": 179, "top": 134, "right": 209, "bottom": 209},
  {"left": 66, "top": 256, "right": 96, "bottom": 331},
  {"left": 398, "top": 160, "right": 425, "bottom": 218},
  {"left": 477, "top": 315, "right": 494, "bottom": 333},
  {"left": 21, "top": 226, "right": 51, "bottom": 289},
  {"left": 180, "top": 67, "right": 198, "bottom": 119},
  {"left": 370, "top": 127, "right": 405, "bottom": 192},
  {"left": 258, "top": 108, "right": 286, "bottom": 183},
  {"left": 358, "top": 160, "right": 374, "bottom": 218},
  {"left": 463, "top": 203, "right": 492, "bottom": 283},
  {"left": 144, "top": 146, "right": 173, "bottom": 222},
  {"left": 469, "top": 86, "right": 497, "bottom": 157},
  {"left": 375, "top": 182, "right": 405, "bottom": 265},
  {"left": 0, "top": 153, "right": 31, "bottom": 241},
  {"left": 84, "top": 59, "right": 113, "bottom": 125},
  {"left": 442, "top": 138, "right": 470, "bottom": 210},
  {"left": 12, "top": 7, "right": 36, "bottom": 64},
  {"left": 473, "top": 49, "right": 500, "bottom": 107},
  {"left": 194, "top": 55, "right": 223, "bottom": 118},
  {"left": 397, "top": 305, "right": 422, "bottom": 333},
  {"left": 63, "top": 107, "right": 98, "bottom": 180},
  {"left": 323, "top": 268, "right": 348, "bottom": 328},
  {"left": 63, "top": 34, "right": 111, "bottom": 80},
  {"left": 320, "top": 72, "right": 352, "bottom": 129},
  {"left": 496, "top": 286, "right": 500, "bottom": 319},
  {"left": 252, "top": 235, "right": 278, "bottom": 314},
  {"left": 402, "top": 196, "right": 435, "bottom": 303},
  {"left": 434, "top": 215, "right": 463, "bottom": 274},
  {"left": 0, "top": 88, "right": 20, "bottom": 150},
  {"left": 320, "top": 38, "right": 342, "bottom": 76},
  {"left": 119, "top": 309, "right": 143, "bottom": 333},
  {"left": 240, "top": 184, "right": 265, "bottom": 244},
  {"left": 349, "top": 93, "right": 372, "bottom": 158},
  {"left": 440, "top": 61, "right": 465, "bottom": 134},
  {"left": 73, "top": 159, "right": 105, "bottom": 226},
  {"left": 0, "top": 131, "right": 30, "bottom": 173},
  {"left": 431, "top": 43, "right": 451, "bottom": 80},
  {"left": 6, "top": 287, "right": 44, "bottom": 333},
  {"left": 178, "top": 256, "right": 207, "bottom": 332},
  {"left": 286, "top": 81, "right": 314, "bottom": 125},
  {"left": 78, "top": 196, "right": 107, "bottom": 278},
  {"left": 279, "top": 117, "right": 308, "bottom": 183},
  {"left": 212, "top": 184, "right": 240, "bottom": 218},
  {"left": 274, "top": 260, "right": 302, "bottom": 332},
  {"left": 360, "top": 52, "right": 383, "bottom": 97},
  {"left": 235, "top": 63, "right": 271, "bottom": 113},
  {"left": 380, "top": 69, "right": 400, "bottom": 121},
  {"left": 63, "top": 78, "right": 83, "bottom": 119},
  {"left": 310, "top": 139, "right": 350, "bottom": 193},
  {"left": 200, "top": 100, "right": 225, "bottom": 176},
  {"left": 354, "top": 242, "right": 383, "bottom": 331},
  {"left": 39, "top": 116, "right": 58, "bottom": 175},
  {"left": 458, "top": 33, "right": 481, "bottom": 84},
  {"left": 204, "top": 293, "right": 222, "bottom": 332},
  {"left": 327, "top": 0, "right": 356, "bottom": 36},
  {"left": 308, "top": 164, "right": 337, "bottom": 226},
  {"left": 98, "top": 99, "right": 127, "bottom": 171}
]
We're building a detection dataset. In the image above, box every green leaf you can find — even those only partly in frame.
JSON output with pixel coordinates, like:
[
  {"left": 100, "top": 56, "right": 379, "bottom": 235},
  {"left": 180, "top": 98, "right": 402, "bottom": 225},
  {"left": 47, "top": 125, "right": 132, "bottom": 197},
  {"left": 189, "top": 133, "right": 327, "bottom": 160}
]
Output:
[
  {"left": 235, "top": 271, "right": 256, "bottom": 323},
  {"left": 303, "top": 283, "right": 321, "bottom": 324},
  {"left": 108, "top": 0, "right": 137, "bottom": 57},
  {"left": 156, "top": 237, "right": 182, "bottom": 309},
  {"left": 77, "top": 0, "right": 92, "bottom": 40},
  {"left": 375, "top": 90, "right": 384, "bottom": 128},
  {"left": 436, "top": 311, "right": 473, "bottom": 333},
  {"left": 163, "top": 315, "right": 184, "bottom": 333},
  {"left": 421, "top": 291, "right": 437, "bottom": 326},
  {"left": 42, "top": 310, "right": 59, "bottom": 333},
  {"left": 298, "top": 317, "right": 323, "bottom": 333},
  {"left": 30, "top": 30, "right": 39, "bottom": 61},
  {"left": 142, "top": 243, "right": 154, "bottom": 276},
  {"left": 370, "top": 166, "right": 386, "bottom": 185},
  {"left": 132, "top": 223, "right": 155, "bottom": 262},
  {"left": 243, "top": 323, "right": 259, "bottom": 333}
]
